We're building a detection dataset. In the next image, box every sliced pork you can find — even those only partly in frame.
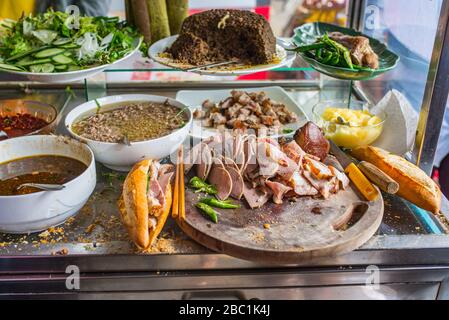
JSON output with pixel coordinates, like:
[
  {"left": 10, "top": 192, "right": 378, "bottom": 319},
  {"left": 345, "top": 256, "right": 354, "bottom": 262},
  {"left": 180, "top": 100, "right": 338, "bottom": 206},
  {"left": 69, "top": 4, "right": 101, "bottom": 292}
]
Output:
[
  {"left": 184, "top": 123, "right": 350, "bottom": 208},
  {"left": 208, "top": 164, "right": 233, "bottom": 201},
  {"left": 304, "top": 156, "right": 334, "bottom": 180},
  {"left": 282, "top": 141, "right": 306, "bottom": 164},
  {"left": 290, "top": 170, "right": 319, "bottom": 196},
  {"left": 266, "top": 180, "right": 292, "bottom": 204},
  {"left": 303, "top": 171, "right": 331, "bottom": 199},
  {"left": 196, "top": 143, "right": 213, "bottom": 180},
  {"left": 243, "top": 182, "right": 271, "bottom": 209},
  {"left": 329, "top": 166, "right": 350, "bottom": 190},
  {"left": 227, "top": 166, "right": 244, "bottom": 199},
  {"left": 147, "top": 162, "right": 165, "bottom": 215}
]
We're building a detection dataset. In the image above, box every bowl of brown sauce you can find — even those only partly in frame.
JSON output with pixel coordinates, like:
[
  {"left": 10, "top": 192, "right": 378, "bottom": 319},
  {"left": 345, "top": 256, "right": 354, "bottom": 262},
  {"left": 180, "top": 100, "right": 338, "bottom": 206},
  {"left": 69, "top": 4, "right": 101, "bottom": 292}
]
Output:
[{"left": 0, "top": 135, "right": 96, "bottom": 234}]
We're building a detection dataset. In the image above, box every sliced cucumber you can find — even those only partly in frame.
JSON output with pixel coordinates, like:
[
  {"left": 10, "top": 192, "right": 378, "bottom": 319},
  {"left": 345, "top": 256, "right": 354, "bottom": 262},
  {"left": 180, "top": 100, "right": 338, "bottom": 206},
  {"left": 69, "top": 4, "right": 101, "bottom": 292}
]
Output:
[
  {"left": 29, "top": 63, "right": 55, "bottom": 73},
  {"left": 0, "top": 63, "right": 24, "bottom": 71},
  {"left": 34, "top": 48, "right": 65, "bottom": 59},
  {"left": 16, "top": 56, "right": 33, "bottom": 66},
  {"left": 60, "top": 44, "right": 80, "bottom": 49},
  {"left": 5, "top": 46, "right": 49, "bottom": 62},
  {"left": 18, "top": 58, "right": 52, "bottom": 67},
  {"left": 63, "top": 51, "right": 73, "bottom": 57},
  {"left": 53, "top": 38, "right": 72, "bottom": 46},
  {"left": 52, "top": 54, "right": 73, "bottom": 65},
  {"left": 55, "top": 65, "right": 68, "bottom": 71},
  {"left": 67, "top": 65, "right": 81, "bottom": 71}
]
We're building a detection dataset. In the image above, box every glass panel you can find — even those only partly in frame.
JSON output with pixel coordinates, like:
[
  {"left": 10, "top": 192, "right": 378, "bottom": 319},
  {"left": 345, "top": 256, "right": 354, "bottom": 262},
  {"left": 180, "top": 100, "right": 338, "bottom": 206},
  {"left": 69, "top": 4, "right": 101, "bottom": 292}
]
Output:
[
  {"left": 358, "top": 0, "right": 449, "bottom": 198},
  {"left": 359, "top": 0, "right": 442, "bottom": 108}
]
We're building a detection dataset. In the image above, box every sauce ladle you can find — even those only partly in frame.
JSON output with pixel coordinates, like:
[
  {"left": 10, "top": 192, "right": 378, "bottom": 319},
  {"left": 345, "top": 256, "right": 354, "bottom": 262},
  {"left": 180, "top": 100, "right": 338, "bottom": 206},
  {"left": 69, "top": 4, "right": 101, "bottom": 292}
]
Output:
[
  {"left": 16, "top": 183, "right": 66, "bottom": 192},
  {"left": 0, "top": 130, "right": 8, "bottom": 140}
]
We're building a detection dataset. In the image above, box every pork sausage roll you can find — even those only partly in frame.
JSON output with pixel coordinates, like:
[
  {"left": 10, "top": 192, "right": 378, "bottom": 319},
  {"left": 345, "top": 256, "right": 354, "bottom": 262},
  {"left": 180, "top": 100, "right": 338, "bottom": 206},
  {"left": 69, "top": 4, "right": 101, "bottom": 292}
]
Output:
[{"left": 118, "top": 159, "right": 174, "bottom": 249}]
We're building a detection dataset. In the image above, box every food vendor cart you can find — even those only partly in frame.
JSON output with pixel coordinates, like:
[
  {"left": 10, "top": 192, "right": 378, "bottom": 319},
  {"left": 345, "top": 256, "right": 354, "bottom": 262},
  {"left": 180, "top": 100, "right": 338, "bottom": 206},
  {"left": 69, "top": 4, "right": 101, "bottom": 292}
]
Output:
[{"left": 0, "top": 0, "right": 449, "bottom": 300}]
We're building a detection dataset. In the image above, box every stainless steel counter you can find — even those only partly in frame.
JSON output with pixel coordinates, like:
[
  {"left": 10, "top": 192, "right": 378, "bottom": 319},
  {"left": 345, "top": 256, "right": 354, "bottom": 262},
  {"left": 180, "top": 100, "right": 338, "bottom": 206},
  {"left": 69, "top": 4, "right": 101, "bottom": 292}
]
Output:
[{"left": 0, "top": 83, "right": 448, "bottom": 300}]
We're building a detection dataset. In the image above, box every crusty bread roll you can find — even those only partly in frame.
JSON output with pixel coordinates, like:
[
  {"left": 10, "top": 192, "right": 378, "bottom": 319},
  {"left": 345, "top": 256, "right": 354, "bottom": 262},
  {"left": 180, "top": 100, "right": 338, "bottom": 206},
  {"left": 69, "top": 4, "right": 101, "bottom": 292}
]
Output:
[
  {"left": 118, "top": 159, "right": 173, "bottom": 250},
  {"left": 351, "top": 146, "right": 442, "bottom": 214}
]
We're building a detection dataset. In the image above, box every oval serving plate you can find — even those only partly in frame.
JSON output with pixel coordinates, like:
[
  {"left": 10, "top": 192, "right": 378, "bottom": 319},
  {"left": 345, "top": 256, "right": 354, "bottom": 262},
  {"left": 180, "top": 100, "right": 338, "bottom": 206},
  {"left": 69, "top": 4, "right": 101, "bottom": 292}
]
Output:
[
  {"left": 148, "top": 35, "right": 297, "bottom": 76},
  {"left": 293, "top": 22, "right": 400, "bottom": 81},
  {"left": 0, "top": 38, "right": 142, "bottom": 83}
]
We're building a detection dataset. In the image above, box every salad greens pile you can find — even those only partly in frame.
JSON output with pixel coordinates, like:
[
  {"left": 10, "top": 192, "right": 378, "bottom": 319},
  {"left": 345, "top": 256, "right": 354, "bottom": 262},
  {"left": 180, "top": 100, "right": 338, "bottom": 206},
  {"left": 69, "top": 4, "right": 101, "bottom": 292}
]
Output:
[{"left": 0, "top": 9, "right": 142, "bottom": 73}]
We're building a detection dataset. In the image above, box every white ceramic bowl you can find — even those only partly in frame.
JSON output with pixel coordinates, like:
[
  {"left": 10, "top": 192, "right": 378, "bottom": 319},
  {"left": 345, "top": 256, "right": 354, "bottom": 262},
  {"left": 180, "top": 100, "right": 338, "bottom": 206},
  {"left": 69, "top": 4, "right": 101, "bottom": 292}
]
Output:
[
  {"left": 65, "top": 94, "right": 192, "bottom": 171},
  {"left": 0, "top": 135, "right": 96, "bottom": 234}
]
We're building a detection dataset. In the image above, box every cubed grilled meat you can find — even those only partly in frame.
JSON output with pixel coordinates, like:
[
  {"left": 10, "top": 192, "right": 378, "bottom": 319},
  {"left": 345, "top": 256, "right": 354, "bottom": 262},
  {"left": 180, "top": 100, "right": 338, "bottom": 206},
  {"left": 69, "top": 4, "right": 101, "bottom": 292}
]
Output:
[{"left": 193, "top": 90, "right": 299, "bottom": 134}]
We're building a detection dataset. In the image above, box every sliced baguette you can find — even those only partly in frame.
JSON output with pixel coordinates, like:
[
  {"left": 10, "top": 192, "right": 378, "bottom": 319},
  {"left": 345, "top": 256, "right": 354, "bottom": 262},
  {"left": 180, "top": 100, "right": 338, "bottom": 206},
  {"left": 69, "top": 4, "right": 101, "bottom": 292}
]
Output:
[
  {"left": 351, "top": 146, "right": 441, "bottom": 214},
  {"left": 118, "top": 159, "right": 152, "bottom": 249},
  {"left": 118, "top": 159, "right": 174, "bottom": 250}
]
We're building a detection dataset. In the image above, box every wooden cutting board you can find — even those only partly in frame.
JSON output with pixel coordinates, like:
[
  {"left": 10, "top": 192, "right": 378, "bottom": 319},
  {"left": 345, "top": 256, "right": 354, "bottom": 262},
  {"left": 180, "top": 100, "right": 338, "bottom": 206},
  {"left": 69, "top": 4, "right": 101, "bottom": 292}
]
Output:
[{"left": 177, "top": 185, "right": 384, "bottom": 264}]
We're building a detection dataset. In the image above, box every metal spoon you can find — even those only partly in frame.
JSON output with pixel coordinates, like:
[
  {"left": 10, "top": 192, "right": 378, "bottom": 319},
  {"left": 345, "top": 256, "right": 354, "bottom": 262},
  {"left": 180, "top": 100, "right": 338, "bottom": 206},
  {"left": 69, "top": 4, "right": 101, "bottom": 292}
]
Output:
[
  {"left": 16, "top": 183, "right": 66, "bottom": 192},
  {"left": 183, "top": 60, "right": 238, "bottom": 72},
  {"left": 0, "top": 130, "right": 8, "bottom": 140},
  {"left": 119, "top": 134, "right": 132, "bottom": 146}
]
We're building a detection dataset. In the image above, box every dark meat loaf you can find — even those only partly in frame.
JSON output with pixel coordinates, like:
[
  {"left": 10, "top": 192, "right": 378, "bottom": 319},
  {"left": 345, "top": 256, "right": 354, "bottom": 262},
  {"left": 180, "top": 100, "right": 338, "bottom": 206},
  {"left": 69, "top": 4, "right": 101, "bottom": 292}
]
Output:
[{"left": 167, "top": 9, "right": 277, "bottom": 65}]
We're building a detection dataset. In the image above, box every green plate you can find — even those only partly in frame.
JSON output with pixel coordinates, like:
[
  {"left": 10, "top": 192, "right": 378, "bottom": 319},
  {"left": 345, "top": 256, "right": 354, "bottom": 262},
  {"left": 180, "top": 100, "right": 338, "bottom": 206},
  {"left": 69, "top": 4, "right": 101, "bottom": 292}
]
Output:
[{"left": 293, "top": 22, "right": 400, "bottom": 80}]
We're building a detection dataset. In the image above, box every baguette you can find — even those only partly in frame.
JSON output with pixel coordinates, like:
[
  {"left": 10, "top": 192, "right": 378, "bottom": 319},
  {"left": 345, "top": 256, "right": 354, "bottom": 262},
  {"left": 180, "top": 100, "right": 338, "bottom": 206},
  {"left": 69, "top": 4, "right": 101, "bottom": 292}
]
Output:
[
  {"left": 118, "top": 159, "right": 174, "bottom": 250},
  {"left": 351, "top": 146, "right": 442, "bottom": 214}
]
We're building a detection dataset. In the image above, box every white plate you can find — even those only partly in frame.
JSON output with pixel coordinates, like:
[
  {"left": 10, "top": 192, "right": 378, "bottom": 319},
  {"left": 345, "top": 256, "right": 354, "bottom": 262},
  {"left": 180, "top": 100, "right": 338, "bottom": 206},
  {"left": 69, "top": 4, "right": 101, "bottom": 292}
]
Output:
[
  {"left": 149, "top": 35, "right": 296, "bottom": 76},
  {"left": 0, "top": 38, "right": 142, "bottom": 83},
  {"left": 176, "top": 86, "right": 309, "bottom": 140}
]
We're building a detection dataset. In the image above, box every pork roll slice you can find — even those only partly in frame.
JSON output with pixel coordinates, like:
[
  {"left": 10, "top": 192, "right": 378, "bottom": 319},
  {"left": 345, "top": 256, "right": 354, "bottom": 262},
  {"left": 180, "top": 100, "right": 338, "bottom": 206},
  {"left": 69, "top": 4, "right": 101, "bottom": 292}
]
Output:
[{"left": 208, "top": 164, "right": 233, "bottom": 201}]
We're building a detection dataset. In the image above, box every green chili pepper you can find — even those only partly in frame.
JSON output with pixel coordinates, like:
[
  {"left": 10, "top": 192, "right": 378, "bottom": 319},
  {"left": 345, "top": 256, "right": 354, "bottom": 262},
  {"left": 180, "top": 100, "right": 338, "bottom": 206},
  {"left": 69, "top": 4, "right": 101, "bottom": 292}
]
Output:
[
  {"left": 200, "top": 198, "right": 241, "bottom": 209},
  {"left": 353, "top": 64, "right": 374, "bottom": 72},
  {"left": 292, "top": 42, "right": 326, "bottom": 53},
  {"left": 329, "top": 52, "right": 340, "bottom": 66},
  {"left": 321, "top": 34, "right": 354, "bottom": 69},
  {"left": 189, "top": 176, "right": 218, "bottom": 195},
  {"left": 196, "top": 202, "right": 219, "bottom": 223},
  {"left": 316, "top": 48, "right": 323, "bottom": 60},
  {"left": 320, "top": 50, "right": 333, "bottom": 64},
  {"left": 342, "top": 50, "right": 354, "bottom": 69}
]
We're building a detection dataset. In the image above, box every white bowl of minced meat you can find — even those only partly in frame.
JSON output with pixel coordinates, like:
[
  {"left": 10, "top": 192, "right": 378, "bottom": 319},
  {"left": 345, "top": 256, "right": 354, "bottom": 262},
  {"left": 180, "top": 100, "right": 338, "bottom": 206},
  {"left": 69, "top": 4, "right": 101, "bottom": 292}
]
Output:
[{"left": 65, "top": 94, "right": 192, "bottom": 171}]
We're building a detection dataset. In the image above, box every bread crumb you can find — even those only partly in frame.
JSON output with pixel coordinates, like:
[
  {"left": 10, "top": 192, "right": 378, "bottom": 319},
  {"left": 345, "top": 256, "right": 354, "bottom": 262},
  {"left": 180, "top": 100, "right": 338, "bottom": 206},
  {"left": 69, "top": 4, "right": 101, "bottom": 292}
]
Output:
[
  {"left": 263, "top": 223, "right": 270, "bottom": 230},
  {"left": 38, "top": 230, "right": 50, "bottom": 238},
  {"left": 52, "top": 248, "right": 69, "bottom": 256},
  {"left": 85, "top": 224, "right": 96, "bottom": 234}
]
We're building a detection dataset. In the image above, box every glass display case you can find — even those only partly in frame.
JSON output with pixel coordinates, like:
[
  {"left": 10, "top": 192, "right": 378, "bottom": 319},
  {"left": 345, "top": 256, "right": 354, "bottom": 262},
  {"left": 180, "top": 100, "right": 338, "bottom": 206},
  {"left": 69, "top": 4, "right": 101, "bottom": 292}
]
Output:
[{"left": 0, "top": 0, "right": 448, "bottom": 300}]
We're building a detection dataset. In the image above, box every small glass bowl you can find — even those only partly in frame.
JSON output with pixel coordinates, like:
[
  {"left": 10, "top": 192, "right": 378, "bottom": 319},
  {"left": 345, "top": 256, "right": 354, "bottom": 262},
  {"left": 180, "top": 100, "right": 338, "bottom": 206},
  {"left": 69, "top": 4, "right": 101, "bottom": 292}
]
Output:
[
  {"left": 0, "top": 99, "right": 57, "bottom": 138},
  {"left": 312, "top": 100, "right": 386, "bottom": 149}
]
